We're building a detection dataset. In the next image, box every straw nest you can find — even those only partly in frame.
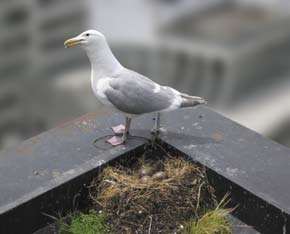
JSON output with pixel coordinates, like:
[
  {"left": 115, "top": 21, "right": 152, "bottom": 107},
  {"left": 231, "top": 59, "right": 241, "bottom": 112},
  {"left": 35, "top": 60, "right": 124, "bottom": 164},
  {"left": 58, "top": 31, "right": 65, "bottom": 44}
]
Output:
[{"left": 88, "top": 155, "right": 217, "bottom": 233}]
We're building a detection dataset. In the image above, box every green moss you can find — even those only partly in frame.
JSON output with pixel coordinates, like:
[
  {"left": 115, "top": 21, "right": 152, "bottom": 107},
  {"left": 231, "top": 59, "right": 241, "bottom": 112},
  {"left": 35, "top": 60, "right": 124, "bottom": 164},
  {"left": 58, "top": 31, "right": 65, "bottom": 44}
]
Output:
[{"left": 59, "top": 210, "right": 111, "bottom": 234}]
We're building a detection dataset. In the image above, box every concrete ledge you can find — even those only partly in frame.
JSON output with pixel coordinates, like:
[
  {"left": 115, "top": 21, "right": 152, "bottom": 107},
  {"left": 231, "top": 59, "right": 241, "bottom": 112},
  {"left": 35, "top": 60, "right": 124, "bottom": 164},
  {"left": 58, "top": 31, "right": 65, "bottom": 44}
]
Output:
[{"left": 0, "top": 107, "right": 289, "bottom": 234}]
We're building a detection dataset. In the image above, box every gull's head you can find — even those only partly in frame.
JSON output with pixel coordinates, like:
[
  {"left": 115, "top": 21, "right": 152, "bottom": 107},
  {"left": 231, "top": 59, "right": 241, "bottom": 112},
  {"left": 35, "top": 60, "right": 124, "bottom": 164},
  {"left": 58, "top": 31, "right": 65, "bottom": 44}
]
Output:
[{"left": 64, "top": 30, "right": 106, "bottom": 49}]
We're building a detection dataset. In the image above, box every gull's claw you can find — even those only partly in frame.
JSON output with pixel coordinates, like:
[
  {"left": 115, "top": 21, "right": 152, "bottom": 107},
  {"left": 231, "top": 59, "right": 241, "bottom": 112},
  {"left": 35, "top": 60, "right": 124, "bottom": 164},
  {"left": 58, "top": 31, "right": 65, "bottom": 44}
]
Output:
[
  {"left": 112, "top": 124, "right": 125, "bottom": 135},
  {"left": 106, "top": 136, "right": 125, "bottom": 146}
]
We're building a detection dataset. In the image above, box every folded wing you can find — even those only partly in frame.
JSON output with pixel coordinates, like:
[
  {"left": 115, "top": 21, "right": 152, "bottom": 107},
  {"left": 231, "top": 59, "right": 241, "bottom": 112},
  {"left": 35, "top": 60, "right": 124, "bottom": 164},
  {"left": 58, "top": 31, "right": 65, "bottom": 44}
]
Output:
[{"left": 104, "top": 70, "right": 181, "bottom": 115}]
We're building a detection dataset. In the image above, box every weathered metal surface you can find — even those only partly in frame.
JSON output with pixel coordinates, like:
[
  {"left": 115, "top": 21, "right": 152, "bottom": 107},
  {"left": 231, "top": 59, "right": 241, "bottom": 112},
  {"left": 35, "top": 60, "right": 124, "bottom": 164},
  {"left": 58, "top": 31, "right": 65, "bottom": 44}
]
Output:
[
  {"left": 158, "top": 107, "right": 290, "bottom": 234},
  {"left": 1, "top": 106, "right": 290, "bottom": 234},
  {"left": 0, "top": 111, "right": 150, "bottom": 234}
]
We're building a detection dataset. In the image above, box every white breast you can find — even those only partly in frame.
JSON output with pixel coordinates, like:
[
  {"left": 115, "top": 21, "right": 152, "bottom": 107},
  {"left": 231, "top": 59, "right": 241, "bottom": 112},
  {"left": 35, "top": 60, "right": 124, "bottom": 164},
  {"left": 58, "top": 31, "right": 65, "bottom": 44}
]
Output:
[
  {"left": 93, "top": 78, "right": 114, "bottom": 106},
  {"left": 90, "top": 71, "right": 118, "bottom": 111}
]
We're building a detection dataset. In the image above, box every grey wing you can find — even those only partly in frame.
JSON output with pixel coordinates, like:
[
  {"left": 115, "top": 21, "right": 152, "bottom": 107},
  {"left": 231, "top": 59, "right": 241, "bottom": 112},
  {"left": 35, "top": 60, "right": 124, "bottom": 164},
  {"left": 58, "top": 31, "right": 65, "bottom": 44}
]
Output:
[{"left": 105, "top": 71, "right": 178, "bottom": 115}]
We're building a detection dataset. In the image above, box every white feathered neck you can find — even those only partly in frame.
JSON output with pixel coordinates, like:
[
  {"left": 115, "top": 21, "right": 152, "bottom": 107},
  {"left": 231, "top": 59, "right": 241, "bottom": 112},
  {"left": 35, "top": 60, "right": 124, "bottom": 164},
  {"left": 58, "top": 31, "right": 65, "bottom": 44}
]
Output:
[{"left": 84, "top": 38, "right": 123, "bottom": 78}]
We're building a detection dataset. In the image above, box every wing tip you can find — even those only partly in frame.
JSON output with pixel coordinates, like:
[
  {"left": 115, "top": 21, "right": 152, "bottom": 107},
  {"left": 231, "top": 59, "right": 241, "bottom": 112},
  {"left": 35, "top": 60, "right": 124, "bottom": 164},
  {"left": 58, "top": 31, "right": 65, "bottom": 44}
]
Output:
[{"left": 180, "top": 95, "right": 207, "bottom": 107}]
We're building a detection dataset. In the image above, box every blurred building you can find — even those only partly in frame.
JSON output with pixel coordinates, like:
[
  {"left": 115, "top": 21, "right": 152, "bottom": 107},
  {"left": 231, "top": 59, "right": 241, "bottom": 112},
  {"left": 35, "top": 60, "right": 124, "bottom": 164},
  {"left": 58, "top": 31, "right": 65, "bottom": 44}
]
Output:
[
  {"left": 0, "top": 0, "right": 86, "bottom": 148},
  {"left": 0, "top": 0, "right": 87, "bottom": 76},
  {"left": 159, "top": 1, "right": 290, "bottom": 105},
  {"left": 0, "top": 0, "right": 290, "bottom": 149}
]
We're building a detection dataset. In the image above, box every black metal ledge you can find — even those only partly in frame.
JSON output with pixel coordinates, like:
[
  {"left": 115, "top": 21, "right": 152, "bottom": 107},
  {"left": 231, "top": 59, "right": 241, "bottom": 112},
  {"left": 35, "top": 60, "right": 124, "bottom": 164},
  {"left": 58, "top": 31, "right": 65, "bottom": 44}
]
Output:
[
  {"left": 0, "top": 107, "right": 289, "bottom": 234},
  {"left": 158, "top": 107, "right": 290, "bottom": 234}
]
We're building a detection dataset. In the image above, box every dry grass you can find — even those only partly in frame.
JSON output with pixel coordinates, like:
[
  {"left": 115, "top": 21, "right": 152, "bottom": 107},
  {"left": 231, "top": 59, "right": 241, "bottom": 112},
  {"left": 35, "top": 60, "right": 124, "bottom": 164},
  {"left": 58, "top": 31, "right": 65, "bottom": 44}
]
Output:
[
  {"left": 183, "top": 195, "right": 234, "bottom": 234},
  {"left": 88, "top": 156, "right": 217, "bottom": 233}
]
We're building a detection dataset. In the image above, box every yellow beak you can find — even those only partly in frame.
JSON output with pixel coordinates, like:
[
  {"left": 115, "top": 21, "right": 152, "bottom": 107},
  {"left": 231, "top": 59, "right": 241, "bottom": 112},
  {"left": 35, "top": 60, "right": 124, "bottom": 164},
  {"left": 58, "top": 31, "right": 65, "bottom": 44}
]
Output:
[{"left": 64, "top": 37, "right": 83, "bottom": 48}]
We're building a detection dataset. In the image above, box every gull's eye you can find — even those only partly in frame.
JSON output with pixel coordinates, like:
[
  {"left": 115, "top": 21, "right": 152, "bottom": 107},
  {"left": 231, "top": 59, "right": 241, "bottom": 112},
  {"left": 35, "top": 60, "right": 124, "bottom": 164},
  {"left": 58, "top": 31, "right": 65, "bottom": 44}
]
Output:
[{"left": 85, "top": 33, "right": 90, "bottom": 37}]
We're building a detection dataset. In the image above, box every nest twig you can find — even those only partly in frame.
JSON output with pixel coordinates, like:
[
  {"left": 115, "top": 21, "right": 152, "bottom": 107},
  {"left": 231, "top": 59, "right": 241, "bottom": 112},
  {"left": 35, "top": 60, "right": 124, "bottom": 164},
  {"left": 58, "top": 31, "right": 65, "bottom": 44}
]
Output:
[{"left": 88, "top": 156, "right": 216, "bottom": 234}]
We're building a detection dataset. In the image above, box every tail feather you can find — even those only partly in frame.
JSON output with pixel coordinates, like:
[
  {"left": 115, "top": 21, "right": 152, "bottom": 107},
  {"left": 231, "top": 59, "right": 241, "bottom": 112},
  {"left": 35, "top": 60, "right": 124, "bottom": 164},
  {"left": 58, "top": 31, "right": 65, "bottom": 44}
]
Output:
[{"left": 180, "top": 93, "right": 207, "bottom": 108}]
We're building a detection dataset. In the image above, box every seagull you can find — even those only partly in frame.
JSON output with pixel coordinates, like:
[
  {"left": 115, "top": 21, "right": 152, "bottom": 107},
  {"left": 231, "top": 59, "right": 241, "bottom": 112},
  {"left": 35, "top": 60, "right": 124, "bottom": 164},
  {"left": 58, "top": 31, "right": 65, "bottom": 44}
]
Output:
[{"left": 64, "top": 30, "right": 206, "bottom": 146}]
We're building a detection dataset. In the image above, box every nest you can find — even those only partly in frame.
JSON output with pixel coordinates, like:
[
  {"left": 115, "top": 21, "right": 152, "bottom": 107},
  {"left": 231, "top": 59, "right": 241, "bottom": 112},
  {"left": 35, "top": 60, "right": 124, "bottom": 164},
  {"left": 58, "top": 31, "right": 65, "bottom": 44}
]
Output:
[{"left": 88, "top": 154, "right": 216, "bottom": 233}]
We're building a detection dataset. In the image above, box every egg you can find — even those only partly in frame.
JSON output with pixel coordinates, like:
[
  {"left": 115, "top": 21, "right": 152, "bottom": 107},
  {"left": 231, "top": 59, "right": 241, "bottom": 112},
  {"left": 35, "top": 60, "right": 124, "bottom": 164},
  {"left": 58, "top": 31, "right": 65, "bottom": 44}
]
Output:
[
  {"left": 152, "top": 171, "right": 168, "bottom": 181},
  {"left": 141, "top": 175, "right": 151, "bottom": 183},
  {"left": 140, "top": 166, "right": 155, "bottom": 177}
]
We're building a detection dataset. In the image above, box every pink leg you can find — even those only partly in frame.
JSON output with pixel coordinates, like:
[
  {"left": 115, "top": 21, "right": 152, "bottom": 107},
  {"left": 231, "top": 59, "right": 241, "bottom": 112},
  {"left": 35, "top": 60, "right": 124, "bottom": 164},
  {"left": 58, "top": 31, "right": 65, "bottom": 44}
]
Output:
[
  {"left": 112, "top": 124, "right": 125, "bottom": 135},
  {"left": 106, "top": 135, "right": 125, "bottom": 146},
  {"left": 106, "top": 117, "right": 131, "bottom": 146}
]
